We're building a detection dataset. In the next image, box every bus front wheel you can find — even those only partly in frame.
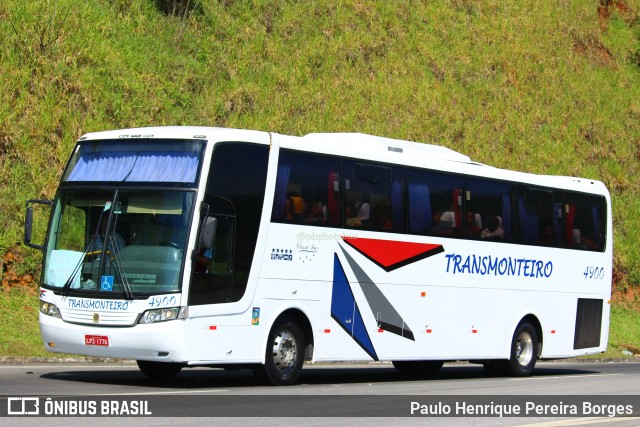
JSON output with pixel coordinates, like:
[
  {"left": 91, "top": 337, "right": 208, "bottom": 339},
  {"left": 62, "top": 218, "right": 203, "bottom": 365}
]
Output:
[
  {"left": 500, "top": 322, "right": 539, "bottom": 377},
  {"left": 254, "top": 316, "right": 305, "bottom": 386},
  {"left": 137, "top": 360, "right": 183, "bottom": 380}
]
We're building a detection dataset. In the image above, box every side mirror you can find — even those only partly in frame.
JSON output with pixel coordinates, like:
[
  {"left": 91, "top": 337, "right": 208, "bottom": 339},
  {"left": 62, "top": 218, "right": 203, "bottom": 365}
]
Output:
[
  {"left": 24, "top": 199, "right": 52, "bottom": 251},
  {"left": 24, "top": 207, "right": 35, "bottom": 246}
]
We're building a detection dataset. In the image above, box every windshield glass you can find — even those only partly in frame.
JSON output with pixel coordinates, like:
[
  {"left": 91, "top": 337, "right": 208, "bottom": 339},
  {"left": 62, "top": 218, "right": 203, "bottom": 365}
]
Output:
[{"left": 44, "top": 189, "right": 195, "bottom": 296}]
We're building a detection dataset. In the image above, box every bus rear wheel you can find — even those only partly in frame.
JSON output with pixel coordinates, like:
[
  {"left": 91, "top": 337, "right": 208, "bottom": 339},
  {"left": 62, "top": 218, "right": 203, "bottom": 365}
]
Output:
[
  {"left": 499, "top": 322, "right": 538, "bottom": 377},
  {"left": 136, "top": 360, "right": 183, "bottom": 380},
  {"left": 392, "top": 360, "right": 444, "bottom": 376},
  {"left": 254, "top": 316, "right": 305, "bottom": 386}
]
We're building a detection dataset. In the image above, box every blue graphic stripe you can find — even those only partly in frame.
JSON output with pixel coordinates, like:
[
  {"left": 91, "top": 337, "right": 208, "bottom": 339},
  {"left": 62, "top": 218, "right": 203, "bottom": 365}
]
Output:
[{"left": 331, "top": 254, "right": 378, "bottom": 361}]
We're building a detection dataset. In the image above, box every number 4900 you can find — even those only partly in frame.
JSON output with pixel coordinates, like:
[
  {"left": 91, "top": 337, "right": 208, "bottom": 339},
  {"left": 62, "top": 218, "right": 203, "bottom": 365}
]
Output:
[{"left": 584, "top": 266, "right": 604, "bottom": 280}]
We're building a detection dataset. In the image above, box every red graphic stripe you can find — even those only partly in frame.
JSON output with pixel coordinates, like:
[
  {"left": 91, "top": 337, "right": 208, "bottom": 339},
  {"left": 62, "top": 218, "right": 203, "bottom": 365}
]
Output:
[{"left": 342, "top": 237, "right": 443, "bottom": 272}]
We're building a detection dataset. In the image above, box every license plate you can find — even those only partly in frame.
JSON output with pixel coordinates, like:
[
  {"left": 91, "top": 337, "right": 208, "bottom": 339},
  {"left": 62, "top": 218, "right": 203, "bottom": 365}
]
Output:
[{"left": 84, "top": 335, "right": 109, "bottom": 346}]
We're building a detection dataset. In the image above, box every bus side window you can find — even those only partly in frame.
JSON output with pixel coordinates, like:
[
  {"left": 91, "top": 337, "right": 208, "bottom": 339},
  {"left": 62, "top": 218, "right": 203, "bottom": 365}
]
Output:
[
  {"left": 408, "top": 169, "right": 462, "bottom": 237},
  {"left": 343, "top": 161, "right": 405, "bottom": 232},
  {"left": 518, "top": 188, "right": 559, "bottom": 247},
  {"left": 466, "top": 178, "right": 513, "bottom": 242},
  {"left": 272, "top": 151, "right": 340, "bottom": 227},
  {"left": 565, "top": 193, "right": 605, "bottom": 251}
]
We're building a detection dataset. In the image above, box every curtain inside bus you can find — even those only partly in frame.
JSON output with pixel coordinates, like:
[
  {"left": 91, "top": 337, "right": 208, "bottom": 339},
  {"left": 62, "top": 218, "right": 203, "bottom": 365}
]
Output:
[
  {"left": 66, "top": 149, "right": 199, "bottom": 183},
  {"left": 272, "top": 163, "right": 291, "bottom": 220},
  {"left": 408, "top": 182, "right": 431, "bottom": 234}
]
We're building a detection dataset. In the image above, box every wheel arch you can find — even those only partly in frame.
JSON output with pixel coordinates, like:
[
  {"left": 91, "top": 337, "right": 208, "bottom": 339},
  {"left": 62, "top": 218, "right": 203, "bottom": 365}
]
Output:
[
  {"left": 268, "top": 308, "right": 315, "bottom": 362},
  {"left": 516, "top": 314, "right": 543, "bottom": 358}
]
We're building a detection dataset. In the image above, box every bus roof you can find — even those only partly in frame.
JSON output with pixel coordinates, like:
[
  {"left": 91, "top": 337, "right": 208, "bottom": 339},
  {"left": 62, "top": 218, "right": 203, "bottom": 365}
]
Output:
[
  {"left": 295, "top": 133, "right": 608, "bottom": 196},
  {"left": 79, "top": 128, "right": 470, "bottom": 163},
  {"left": 76, "top": 126, "right": 608, "bottom": 196},
  {"left": 302, "top": 132, "right": 472, "bottom": 163},
  {"left": 78, "top": 126, "right": 270, "bottom": 144}
]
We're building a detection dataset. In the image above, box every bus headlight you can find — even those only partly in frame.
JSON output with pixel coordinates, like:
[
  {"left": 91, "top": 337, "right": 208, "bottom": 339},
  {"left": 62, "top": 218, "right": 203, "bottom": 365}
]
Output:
[
  {"left": 40, "top": 301, "right": 61, "bottom": 318},
  {"left": 139, "top": 307, "right": 187, "bottom": 324}
]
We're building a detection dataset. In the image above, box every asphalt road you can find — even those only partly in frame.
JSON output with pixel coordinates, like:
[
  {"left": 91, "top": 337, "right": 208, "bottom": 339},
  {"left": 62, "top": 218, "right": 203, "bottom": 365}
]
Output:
[{"left": 1, "top": 360, "right": 639, "bottom": 426}]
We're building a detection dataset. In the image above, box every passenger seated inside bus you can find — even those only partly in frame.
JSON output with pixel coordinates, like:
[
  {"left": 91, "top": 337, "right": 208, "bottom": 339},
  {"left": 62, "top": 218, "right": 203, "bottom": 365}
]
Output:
[
  {"left": 345, "top": 202, "right": 361, "bottom": 227},
  {"left": 355, "top": 197, "right": 370, "bottom": 227},
  {"left": 573, "top": 228, "right": 599, "bottom": 250},
  {"left": 283, "top": 197, "right": 295, "bottom": 222},
  {"left": 466, "top": 210, "right": 481, "bottom": 239},
  {"left": 304, "top": 201, "right": 325, "bottom": 225},
  {"left": 369, "top": 203, "right": 393, "bottom": 231},
  {"left": 431, "top": 210, "right": 454, "bottom": 236},
  {"left": 579, "top": 233, "right": 599, "bottom": 250},
  {"left": 288, "top": 193, "right": 305, "bottom": 220},
  {"left": 480, "top": 216, "right": 504, "bottom": 241},
  {"left": 538, "top": 224, "right": 556, "bottom": 246},
  {"left": 193, "top": 216, "right": 216, "bottom": 274}
]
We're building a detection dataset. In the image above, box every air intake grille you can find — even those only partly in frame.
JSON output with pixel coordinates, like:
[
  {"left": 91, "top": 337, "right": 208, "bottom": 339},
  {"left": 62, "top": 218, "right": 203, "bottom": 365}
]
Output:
[{"left": 573, "top": 298, "right": 603, "bottom": 350}]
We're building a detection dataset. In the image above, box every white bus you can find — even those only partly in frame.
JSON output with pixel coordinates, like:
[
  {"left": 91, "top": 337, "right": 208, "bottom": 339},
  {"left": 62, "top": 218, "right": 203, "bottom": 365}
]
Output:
[{"left": 25, "top": 127, "right": 612, "bottom": 385}]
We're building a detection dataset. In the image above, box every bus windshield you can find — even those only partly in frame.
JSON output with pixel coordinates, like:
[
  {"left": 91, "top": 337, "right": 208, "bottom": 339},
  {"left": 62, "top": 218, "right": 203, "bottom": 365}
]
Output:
[{"left": 44, "top": 189, "right": 195, "bottom": 296}]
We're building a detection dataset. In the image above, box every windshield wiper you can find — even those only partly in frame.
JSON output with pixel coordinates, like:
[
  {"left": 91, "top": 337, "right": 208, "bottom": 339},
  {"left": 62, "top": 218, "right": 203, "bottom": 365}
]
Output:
[{"left": 107, "top": 235, "right": 134, "bottom": 300}]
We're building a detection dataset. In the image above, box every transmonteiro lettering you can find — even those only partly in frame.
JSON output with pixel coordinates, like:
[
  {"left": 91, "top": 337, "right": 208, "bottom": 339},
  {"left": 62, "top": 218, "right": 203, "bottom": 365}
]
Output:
[
  {"left": 67, "top": 298, "right": 130, "bottom": 311},
  {"left": 445, "top": 253, "right": 553, "bottom": 278}
]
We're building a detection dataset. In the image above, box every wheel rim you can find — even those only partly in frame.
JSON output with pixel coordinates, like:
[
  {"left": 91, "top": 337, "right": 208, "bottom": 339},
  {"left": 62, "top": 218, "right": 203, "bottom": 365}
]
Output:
[
  {"left": 516, "top": 330, "right": 533, "bottom": 366},
  {"left": 272, "top": 329, "right": 298, "bottom": 373}
]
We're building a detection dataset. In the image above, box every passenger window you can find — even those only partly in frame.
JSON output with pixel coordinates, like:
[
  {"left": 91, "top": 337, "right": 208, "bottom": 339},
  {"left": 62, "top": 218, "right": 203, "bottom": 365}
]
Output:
[
  {"left": 518, "top": 188, "right": 563, "bottom": 247},
  {"left": 272, "top": 151, "right": 341, "bottom": 227},
  {"left": 343, "top": 161, "right": 405, "bottom": 232},
  {"left": 466, "top": 178, "right": 513, "bottom": 242},
  {"left": 408, "top": 170, "right": 462, "bottom": 237},
  {"left": 565, "top": 193, "right": 605, "bottom": 251}
]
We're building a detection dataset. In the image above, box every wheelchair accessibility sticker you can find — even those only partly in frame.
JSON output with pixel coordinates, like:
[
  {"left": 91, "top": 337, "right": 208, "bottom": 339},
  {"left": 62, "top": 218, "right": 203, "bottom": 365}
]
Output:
[{"left": 100, "top": 276, "right": 114, "bottom": 291}]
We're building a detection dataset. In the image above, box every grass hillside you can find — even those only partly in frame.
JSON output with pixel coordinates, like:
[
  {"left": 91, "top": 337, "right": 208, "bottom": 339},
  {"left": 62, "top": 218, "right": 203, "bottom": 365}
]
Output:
[{"left": 0, "top": 0, "right": 639, "bottom": 356}]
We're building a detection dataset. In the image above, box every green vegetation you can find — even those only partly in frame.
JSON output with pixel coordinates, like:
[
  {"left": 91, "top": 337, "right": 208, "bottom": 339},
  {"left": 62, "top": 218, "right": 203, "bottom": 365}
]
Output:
[
  {"left": 1, "top": 0, "right": 639, "bottom": 356},
  {"left": 609, "top": 304, "right": 640, "bottom": 356},
  {"left": 0, "top": 287, "right": 48, "bottom": 356}
]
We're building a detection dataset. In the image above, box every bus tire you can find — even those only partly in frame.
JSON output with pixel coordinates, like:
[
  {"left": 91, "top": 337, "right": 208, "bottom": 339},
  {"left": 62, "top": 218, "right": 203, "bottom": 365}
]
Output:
[
  {"left": 136, "top": 360, "right": 182, "bottom": 380},
  {"left": 500, "top": 322, "right": 538, "bottom": 377},
  {"left": 392, "top": 360, "right": 444, "bottom": 376},
  {"left": 255, "top": 316, "right": 305, "bottom": 386}
]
